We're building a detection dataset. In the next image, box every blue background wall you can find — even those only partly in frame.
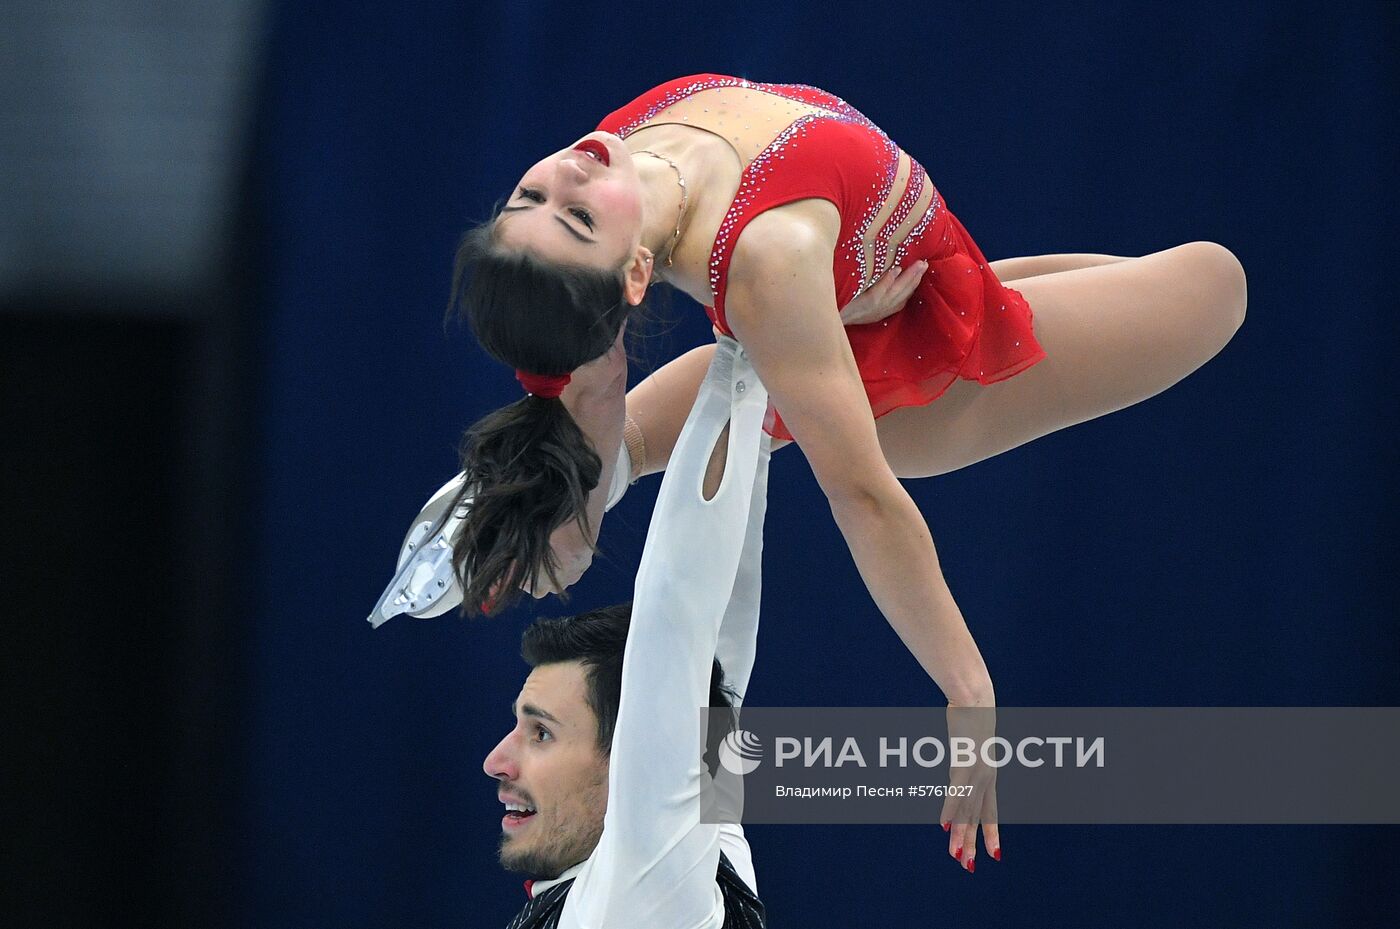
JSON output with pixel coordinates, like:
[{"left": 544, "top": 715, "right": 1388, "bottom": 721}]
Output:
[{"left": 247, "top": 3, "right": 1397, "bottom": 925}]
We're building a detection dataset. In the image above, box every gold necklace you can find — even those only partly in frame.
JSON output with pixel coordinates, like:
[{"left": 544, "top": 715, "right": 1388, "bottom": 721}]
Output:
[{"left": 636, "top": 149, "right": 689, "bottom": 269}]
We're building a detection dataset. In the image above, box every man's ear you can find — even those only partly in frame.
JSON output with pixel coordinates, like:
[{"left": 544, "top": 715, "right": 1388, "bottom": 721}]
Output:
[{"left": 621, "top": 248, "right": 655, "bottom": 306}]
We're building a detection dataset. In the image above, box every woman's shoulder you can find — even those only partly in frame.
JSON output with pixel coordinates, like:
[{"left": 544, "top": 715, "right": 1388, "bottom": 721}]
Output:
[
  {"left": 730, "top": 199, "right": 842, "bottom": 273},
  {"left": 708, "top": 196, "right": 841, "bottom": 332}
]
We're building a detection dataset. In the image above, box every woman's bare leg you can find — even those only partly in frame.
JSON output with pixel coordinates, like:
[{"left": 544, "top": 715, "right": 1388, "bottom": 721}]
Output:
[
  {"left": 624, "top": 249, "right": 1215, "bottom": 478},
  {"left": 876, "top": 241, "right": 1247, "bottom": 478},
  {"left": 989, "top": 253, "right": 1136, "bottom": 282}
]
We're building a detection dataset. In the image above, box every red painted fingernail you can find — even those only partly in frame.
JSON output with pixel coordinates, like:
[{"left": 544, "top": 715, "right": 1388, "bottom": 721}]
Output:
[
  {"left": 953, "top": 845, "right": 963, "bottom": 860},
  {"left": 941, "top": 821, "right": 950, "bottom": 832},
  {"left": 967, "top": 858, "right": 976, "bottom": 873},
  {"left": 992, "top": 847, "right": 1001, "bottom": 861}
]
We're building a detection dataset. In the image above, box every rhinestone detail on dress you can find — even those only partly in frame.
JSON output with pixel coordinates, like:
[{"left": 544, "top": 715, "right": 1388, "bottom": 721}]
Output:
[{"left": 610, "top": 75, "right": 944, "bottom": 325}]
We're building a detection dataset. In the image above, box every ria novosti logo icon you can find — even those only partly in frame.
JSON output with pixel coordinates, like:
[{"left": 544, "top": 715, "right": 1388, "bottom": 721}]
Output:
[{"left": 718, "top": 729, "right": 764, "bottom": 775}]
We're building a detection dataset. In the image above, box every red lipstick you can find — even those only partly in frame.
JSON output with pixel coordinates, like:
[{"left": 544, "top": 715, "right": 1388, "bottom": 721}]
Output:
[{"left": 571, "top": 139, "right": 610, "bottom": 167}]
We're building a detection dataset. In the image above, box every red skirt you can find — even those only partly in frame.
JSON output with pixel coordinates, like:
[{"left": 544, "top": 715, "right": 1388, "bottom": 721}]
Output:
[{"left": 765, "top": 203, "right": 1046, "bottom": 441}]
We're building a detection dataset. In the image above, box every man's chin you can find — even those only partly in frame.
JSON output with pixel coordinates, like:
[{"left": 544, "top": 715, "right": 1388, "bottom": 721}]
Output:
[{"left": 498, "top": 835, "right": 563, "bottom": 880}]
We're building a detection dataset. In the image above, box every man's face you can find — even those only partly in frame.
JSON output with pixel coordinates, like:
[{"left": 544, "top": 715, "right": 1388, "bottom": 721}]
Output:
[{"left": 482, "top": 662, "right": 610, "bottom": 878}]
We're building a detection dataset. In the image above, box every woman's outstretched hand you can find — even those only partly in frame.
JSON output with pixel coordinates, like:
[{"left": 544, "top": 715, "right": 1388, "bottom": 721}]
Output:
[
  {"left": 522, "top": 529, "right": 594, "bottom": 599},
  {"left": 838, "top": 260, "right": 928, "bottom": 327},
  {"left": 940, "top": 702, "right": 1001, "bottom": 873},
  {"left": 568, "top": 321, "right": 629, "bottom": 395}
]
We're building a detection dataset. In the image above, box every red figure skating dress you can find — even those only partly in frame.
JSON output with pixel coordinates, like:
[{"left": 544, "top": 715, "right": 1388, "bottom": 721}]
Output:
[{"left": 597, "top": 74, "right": 1046, "bottom": 441}]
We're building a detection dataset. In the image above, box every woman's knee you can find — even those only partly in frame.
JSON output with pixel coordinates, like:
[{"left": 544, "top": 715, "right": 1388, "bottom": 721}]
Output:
[{"left": 1184, "top": 240, "right": 1248, "bottom": 339}]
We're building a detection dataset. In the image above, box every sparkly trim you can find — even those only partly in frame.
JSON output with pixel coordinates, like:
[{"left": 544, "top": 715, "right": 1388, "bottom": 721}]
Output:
[
  {"left": 892, "top": 182, "right": 943, "bottom": 267},
  {"left": 611, "top": 75, "right": 755, "bottom": 137},
  {"left": 709, "top": 113, "right": 858, "bottom": 306},
  {"left": 613, "top": 75, "right": 921, "bottom": 329},
  {"left": 845, "top": 131, "right": 902, "bottom": 294},
  {"left": 612, "top": 75, "right": 871, "bottom": 139},
  {"left": 871, "top": 159, "right": 926, "bottom": 278},
  {"left": 772, "top": 82, "right": 864, "bottom": 122}
]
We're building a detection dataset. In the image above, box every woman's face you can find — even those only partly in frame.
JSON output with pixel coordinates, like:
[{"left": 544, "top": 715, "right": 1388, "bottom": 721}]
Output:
[{"left": 495, "top": 131, "right": 644, "bottom": 271}]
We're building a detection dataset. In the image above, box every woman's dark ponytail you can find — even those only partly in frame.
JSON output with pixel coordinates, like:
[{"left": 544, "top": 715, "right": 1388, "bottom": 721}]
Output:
[
  {"left": 446, "top": 213, "right": 641, "bottom": 616},
  {"left": 451, "top": 393, "right": 601, "bottom": 615}
]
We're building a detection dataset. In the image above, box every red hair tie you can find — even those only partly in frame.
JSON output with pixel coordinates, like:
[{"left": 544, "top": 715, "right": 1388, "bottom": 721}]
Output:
[{"left": 514, "top": 369, "right": 571, "bottom": 399}]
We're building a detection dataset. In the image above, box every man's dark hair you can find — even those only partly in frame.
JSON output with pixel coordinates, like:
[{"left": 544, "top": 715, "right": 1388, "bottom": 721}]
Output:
[{"left": 521, "top": 602, "right": 737, "bottom": 757}]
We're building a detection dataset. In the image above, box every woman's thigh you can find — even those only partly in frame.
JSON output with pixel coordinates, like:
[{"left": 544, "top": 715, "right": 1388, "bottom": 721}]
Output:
[
  {"left": 988, "top": 252, "right": 1136, "bottom": 282},
  {"left": 875, "top": 241, "right": 1248, "bottom": 478}
]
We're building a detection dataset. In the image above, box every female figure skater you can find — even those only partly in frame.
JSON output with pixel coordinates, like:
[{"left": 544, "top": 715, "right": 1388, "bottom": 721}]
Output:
[{"left": 444, "top": 73, "right": 1247, "bottom": 871}]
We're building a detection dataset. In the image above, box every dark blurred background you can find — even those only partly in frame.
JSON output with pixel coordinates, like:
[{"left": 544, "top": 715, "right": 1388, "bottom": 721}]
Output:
[{"left": 2, "top": 2, "right": 1397, "bottom": 927}]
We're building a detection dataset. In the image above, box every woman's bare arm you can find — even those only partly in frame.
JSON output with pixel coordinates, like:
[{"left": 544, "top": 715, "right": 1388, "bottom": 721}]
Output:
[
  {"left": 722, "top": 202, "right": 995, "bottom": 707},
  {"left": 624, "top": 344, "right": 717, "bottom": 477},
  {"left": 621, "top": 266, "right": 925, "bottom": 476},
  {"left": 533, "top": 329, "right": 628, "bottom": 595}
]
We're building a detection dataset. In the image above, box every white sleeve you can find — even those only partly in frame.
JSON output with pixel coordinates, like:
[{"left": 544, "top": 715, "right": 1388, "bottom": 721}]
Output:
[
  {"left": 710, "top": 406, "right": 768, "bottom": 897},
  {"left": 560, "top": 337, "right": 770, "bottom": 928},
  {"left": 603, "top": 436, "right": 631, "bottom": 512}
]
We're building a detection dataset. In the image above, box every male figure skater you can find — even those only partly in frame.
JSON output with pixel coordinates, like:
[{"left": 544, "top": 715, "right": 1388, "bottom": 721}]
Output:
[{"left": 484, "top": 336, "right": 771, "bottom": 928}]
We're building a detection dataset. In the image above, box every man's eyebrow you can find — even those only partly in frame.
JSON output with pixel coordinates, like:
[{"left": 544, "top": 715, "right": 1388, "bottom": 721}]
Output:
[
  {"left": 511, "top": 699, "right": 564, "bottom": 726},
  {"left": 497, "top": 203, "right": 596, "bottom": 244}
]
